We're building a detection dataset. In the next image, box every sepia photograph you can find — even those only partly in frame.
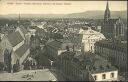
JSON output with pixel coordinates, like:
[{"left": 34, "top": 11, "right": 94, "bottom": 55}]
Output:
[{"left": 0, "top": 0, "right": 127, "bottom": 81}]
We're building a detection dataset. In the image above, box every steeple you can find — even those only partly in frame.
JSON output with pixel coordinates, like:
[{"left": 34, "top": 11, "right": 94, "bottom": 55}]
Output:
[
  {"left": 17, "top": 13, "right": 20, "bottom": 27},
  {"left": 104, "top": 1, "right": 111, "bottom": 21}
]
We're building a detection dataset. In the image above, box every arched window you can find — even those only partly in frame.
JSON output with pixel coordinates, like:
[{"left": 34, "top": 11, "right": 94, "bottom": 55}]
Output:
[
  {"left": 91, "top": 46, "right": 93, "bottom": 51},
  {"left": 4, "top": 49, "right": 10, "bottom": 64}
]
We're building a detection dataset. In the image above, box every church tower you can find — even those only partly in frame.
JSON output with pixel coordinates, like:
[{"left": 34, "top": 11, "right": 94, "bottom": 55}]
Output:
[
  {"left": 104, "top": 1, "right": 111, "bottom": 21},
  {"left": 18, "top": 13, "right": 20, "bottom": 26}
]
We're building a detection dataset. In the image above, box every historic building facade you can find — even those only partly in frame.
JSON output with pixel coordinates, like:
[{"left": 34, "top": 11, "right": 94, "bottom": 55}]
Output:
[
  {"left": 57, "top": 51, "right": 89, "bottom": 81},
  {"left": 57, "top": 51, "right": 118, "bottom": 81},
  {"left": 79, "top": 27, "right": 105, "bottom": 53},
  {"left": 85, "top": 54, "right": 118, "bottom": 81},
  {"left": 101, "top": 2, "right": 125, "bottom": 40},
  {"left": 0, "top": 27, "right": 30, "bottom": 72},
  {"left": 46, "top": 39, "right": 74, "bottom": 60},
  {"left": 94, "top": 40, "right": 127, "bottom": 73}
]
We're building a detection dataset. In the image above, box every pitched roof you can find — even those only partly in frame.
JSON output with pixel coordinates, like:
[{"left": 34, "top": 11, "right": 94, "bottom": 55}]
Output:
[
  {"left": 95, "top": 40, "right": 127, "bottom": 53},
  {"left": 59, "top": 51, "right": 75, "bottom": 60},
  {"left": 105, "top": 19, "right": 118, "bottom": 26},
  {"left": 15, "top": 44, "right": 29, "bottom": 58},
  {"left": 20, "top": 27, "right": 28, "bottom": 34},
  {"left": 47, "top": 39, "right": 73, "bottom": 50},
  {"left": 47, "top": 40, "right": 62, "bottom": 50},
  {"left": 84, "top": 54, "right": 117, "bottom": 74},
  {"left": 79, "top": 27, "right": 102, "bottom": 35},
  {"left": 7, "top": 31, "right": 24, "bottom": 47}
]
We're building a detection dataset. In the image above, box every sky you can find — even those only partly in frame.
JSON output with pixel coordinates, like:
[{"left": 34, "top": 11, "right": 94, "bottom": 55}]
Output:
[{"left": 0, "top": 0, "right": 127, "bottom": 15}]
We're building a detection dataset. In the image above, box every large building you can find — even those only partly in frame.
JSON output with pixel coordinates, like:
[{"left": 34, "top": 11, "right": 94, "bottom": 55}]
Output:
[
  {"left": 101, "top": 2, "right": 125, "bottom": 40},
  {"left": 57, "top": 51, "right": 118, "bottom": 81},
  {"left": 79, "top": 27, "right": 106, "bottom": 53},
  {"left": 57, "top": 51, "right": 89, "bottom": 81},
  {"left": 46, "top": 39, "right": 74, "bottom": 60},
  {"left": 94, "top": 40, "right": 127, "bottom": 73},
  {"left": 84, "top": 54, "right": 118, "bottom": 81},
  {"left": 0, "top": 27, "right": 30, "bottom": 72}
]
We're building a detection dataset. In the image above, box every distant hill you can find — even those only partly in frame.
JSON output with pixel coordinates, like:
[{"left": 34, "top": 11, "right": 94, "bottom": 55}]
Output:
[
  {"left": 0, "top": 10, "right": 127, "bottom": 19},
  {"left": 66, "top": 10, "right": 127, "bottom": 19}
]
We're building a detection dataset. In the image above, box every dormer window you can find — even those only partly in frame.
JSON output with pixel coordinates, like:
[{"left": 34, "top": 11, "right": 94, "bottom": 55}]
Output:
[
  {"left": 110, "top": 73, "right": 114, "bottom": 78},
  {"left": 102, "top": 74, "right": 106, "bottom": 79}
]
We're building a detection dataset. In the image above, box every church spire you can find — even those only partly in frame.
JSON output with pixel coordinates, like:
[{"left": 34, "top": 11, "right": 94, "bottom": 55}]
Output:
[
  {"left": 104, "top": 1, "right": 111, "bottom": 21},
  {"left": 17, "top": 13, "right": 20, "bottom": 27}
]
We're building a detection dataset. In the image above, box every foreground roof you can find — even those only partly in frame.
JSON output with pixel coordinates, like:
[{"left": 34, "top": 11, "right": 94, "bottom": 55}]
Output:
[
  {"left": 15, "top": 44, "right": 29, "bottom": 58},
  {"left": 47, "top": 39, "right": 73, "bottom": 50},
  {"left": 7, "top": 31, "right": 24, "bottom": 47},
  {"left": 84, "top": 54, "right": 118, "bottom": 74},
  {"left": 20, "top": 27, "right": 28, "bottom": 34}
]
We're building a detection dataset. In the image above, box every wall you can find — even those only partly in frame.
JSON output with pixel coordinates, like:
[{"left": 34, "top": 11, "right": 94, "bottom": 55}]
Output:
[
  {"left": 19, "top": 49, "right": 30, "bottom": 65},
  {"left": 91, "top": 71, "right": 118, "bottom": 81},
  {"left": 82, "top": 34, "right": 105, "bottom": 53},
  {"left": 13, "top": 40, "right": 24, "bottom": 51},
  {"left": 95, "top": 43, "right": 127, "bottom": 72}
]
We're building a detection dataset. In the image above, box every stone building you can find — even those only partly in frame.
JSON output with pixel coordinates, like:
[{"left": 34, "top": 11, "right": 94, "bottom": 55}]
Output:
[
  {"left": 57, "top": 51, "right": 89, "bottom": 81},
  {"left": 101, "top": 2, "right": 125, "bottom": 40},
  {"left": 85, "top": 54, "right": 118, "bottom": 81},
  {"left": 0, "top": 27, "right": 30, "bottom": 72},
  {"left": 94, "top": 40, "right": 127, "bottom": 73},
  {"left": 46, "top": 39, "right": 74, "bottom": 60},
  {"left": 57, "top": 51, "right": 118, "bottom": 81},
  {"left": 79, "top": 27, "right": 105, "bottom": 53}
]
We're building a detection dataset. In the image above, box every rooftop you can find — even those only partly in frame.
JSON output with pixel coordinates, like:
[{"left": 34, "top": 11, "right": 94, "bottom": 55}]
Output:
[
  {"left": 95, "top": 39, "right": 127, "bottom": 53},
  {"left": 84, "top": 54, "right": 118, "bottom": 74},
  {"left": 46, "top": 39, "right": 73, "bottom": 50},
  {"left": 59, "top": 51, "right": 118, "bottom": 74},
  {"left": 15, "top": 44, "right": 29, "bottom": 58},
  {"left": 20, "top": 27, "right": 28, "bottom": 34},
  {"left": 6, "top": 31, "right": 24, "bottom": 47}
]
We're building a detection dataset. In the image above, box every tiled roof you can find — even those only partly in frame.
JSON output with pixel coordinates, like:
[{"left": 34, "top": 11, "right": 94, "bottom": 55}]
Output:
[
  {"left": 104, "top": 19, "right": 118, "bottom": 26},
  {"left": 15, "top": 44, "right": 29, "bottom": 58},
  {"left": 59, "top": 51, "right": 85, "bottom": 70},
  {"left": 60, "top": 51, "right": 75, "bottom": 57},
  {"left": 95, "top": 40, "right": 127, "bottom": 53},
  {"left": 59, "top": 51, "right": 76, "bottom": 61},
  {"left": 65, "top": 34, "right": 83, "bottom": 44},
  {"left": 47, "top": 40, "right": 62, "bottom": 50},
  {"left": 7, "top": 31, "right": 24, "bottom": 47},
  {"left": 47, "top": 39, "right": 73, "bottom": 50},
  {"left": 20, "top": 27, "right": 28, "bottom": 34},
  {"left": 84, "top": 54, "right": 117, "bottom": 74}
]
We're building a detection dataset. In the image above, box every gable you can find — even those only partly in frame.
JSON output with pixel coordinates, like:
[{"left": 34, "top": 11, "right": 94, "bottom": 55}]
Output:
[
  {"left": 15, "top": 44, "right": 29, "bottom": 58},
  {"left": 7, "top": 31, "right": 24, "bottom": 47}
]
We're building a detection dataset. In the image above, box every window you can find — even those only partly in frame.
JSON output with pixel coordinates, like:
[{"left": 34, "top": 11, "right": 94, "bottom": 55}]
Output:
[
  {"left": 102, "top": 74, "right": 106, "bottom": 79},
  {"left": 91, "top": 46, "right": 93, "bottom": 50},
  {"left": 94, "top": 75, "right": 97, "bottom": 80},
  {"left": 110, "top": 73, "right": 114, "bottom": 78}
]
